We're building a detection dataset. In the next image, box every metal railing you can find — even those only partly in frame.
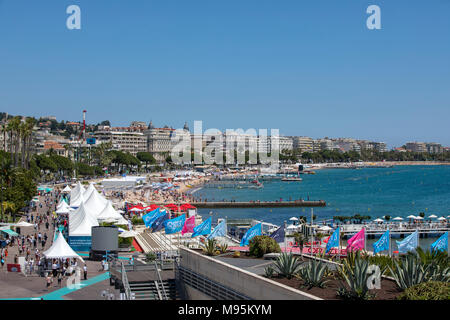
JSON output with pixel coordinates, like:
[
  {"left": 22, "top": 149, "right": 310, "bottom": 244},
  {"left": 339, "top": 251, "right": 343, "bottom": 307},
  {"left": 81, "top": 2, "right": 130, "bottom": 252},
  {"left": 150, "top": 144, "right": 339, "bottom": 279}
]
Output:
[
  {"left": 121, "top": 261, "right": 132, "bottom": 300},
  {"left": 154, "top": 261, "right": 168, "bottom": 300}
]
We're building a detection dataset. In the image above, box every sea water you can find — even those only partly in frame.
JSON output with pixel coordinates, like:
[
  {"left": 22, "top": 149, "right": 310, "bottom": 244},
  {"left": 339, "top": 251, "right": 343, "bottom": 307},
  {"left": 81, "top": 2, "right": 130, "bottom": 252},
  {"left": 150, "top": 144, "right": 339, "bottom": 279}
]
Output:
[{"left": 194, "top": 165, "right": 450, "bottom": 249}]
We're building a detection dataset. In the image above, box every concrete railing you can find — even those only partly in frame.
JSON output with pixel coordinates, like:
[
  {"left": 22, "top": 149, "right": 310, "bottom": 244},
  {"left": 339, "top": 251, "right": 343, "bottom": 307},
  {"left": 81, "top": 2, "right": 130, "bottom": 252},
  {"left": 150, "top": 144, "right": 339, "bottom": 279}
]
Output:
[{"left": 179, "top": 248, "right": 321, "bottom": 300}]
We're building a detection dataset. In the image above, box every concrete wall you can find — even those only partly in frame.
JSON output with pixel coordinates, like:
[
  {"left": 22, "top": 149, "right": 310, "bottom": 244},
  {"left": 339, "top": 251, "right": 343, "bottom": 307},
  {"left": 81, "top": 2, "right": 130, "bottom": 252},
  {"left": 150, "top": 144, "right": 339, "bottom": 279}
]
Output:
[{"left": 179, "top": 248, "right": 321, "bottom": 300}]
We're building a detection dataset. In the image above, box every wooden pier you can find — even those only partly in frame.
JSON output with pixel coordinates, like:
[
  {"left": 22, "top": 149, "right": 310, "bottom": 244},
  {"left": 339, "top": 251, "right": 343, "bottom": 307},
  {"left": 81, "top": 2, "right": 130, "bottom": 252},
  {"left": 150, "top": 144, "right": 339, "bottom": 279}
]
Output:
[{"left": 190, "top": 200, "right": 326, "bottom": 209}]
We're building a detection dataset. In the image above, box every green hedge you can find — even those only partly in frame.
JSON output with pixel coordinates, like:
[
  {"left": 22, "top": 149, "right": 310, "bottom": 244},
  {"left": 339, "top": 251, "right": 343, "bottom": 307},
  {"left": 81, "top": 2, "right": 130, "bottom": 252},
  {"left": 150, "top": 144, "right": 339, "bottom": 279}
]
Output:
[
  {"left": 249, "top": 236, "right": 281, "bottom": 258},
  {"left": 398, "top": 281, "right": 450, "bottom": 300}
]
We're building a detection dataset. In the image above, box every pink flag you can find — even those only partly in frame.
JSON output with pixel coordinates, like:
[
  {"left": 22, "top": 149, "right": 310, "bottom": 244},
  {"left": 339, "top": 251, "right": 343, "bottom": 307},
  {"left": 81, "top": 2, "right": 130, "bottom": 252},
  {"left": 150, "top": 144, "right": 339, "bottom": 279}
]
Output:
[
  {"left": 181, "top": 215, "right": 196, "bottom": 235},
  {"left": 347, "top": 228, "right": 365, "bottom": 252}
]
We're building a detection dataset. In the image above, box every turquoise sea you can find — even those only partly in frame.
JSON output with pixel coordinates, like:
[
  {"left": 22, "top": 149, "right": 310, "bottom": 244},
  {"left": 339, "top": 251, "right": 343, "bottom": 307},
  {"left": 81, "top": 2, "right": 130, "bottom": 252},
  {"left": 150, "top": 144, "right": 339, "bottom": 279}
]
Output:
[{"left": 194, "top": 165, "right": 450, "bottom": 228}]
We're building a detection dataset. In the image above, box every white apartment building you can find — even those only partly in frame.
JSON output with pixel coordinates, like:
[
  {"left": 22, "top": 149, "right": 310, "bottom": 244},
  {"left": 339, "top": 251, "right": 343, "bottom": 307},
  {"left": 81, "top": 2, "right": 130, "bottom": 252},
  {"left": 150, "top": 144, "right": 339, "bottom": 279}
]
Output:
[{"left": 94, "top": 130, "right": 147, "bottom": 156}]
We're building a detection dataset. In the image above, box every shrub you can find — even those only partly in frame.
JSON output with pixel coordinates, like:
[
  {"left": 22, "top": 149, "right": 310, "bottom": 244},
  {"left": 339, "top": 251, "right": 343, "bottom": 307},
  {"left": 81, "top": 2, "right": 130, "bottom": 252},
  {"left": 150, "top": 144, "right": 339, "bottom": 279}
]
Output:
[
  {"left": 202, "top": 239, "right": 217, "bottom": 256},
  {"left": 389, "top": 255, "right": 428, "bottom": 290},
  {"left": 398, "top": 281, "right": 450, "bottom": 300},
  {"left": 337, "top": 253, "right": 373, "bottom": 300},
  {"left": 249, "top": 236, "right": 281, "bottom": 258},
  {"left": 273, "top": 253, "right": 303, "bottom": 279},
  {"left": 131, "top": 216, "right": 144, "bottom": 225},
  {"left": 298, "top": 259, "right": 329, "bottom": 289},
  {"left": 219, "top": 243, "right": 228, "bottom": 254},
  {"left": 145, "top": 252, "right": 157, "bottom": 262},
  {"left": 264, "top": 266, "right": 275, "bottom": 278}
]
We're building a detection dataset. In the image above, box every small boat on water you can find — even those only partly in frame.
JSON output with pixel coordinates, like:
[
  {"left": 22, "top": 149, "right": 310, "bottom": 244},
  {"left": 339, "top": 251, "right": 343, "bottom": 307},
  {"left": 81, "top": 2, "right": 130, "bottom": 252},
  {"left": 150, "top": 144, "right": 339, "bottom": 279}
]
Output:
[{"left": 281, "top": 177, "right": 303, "bottom": 182}]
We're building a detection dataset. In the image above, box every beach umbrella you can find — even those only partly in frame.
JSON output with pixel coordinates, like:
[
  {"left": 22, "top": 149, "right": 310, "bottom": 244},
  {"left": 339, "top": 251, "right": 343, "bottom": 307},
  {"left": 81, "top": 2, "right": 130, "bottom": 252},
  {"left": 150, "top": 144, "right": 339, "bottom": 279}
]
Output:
[
  {"left": 287, "top": 225, "right": 297, "bottom": 230},
  {"left": 393, "top": 217, "right": 404, "bottom": 221},
  {"left": 128, "top": 207, "right": 143, "bottom": 212},
  {"left": 414, "top": 216, "right": 423, "bottom": 220},
  {"left": 407, "top": 215, "right": 416, "bottom": 219},
  {"left": 289, "top": 217, "right": 299, "bottom": 221},
  {"left": 318, "top": 226, "right": 332, "bottom": 231},
  {"left": 437, "top": 217, "right": 447, "bottom": 221},
  {"left": 428, "top": 215, "right": 438, "bottom": 219},
  {"left": 373, "top": 218, "right": 384, "bottom": 222}
]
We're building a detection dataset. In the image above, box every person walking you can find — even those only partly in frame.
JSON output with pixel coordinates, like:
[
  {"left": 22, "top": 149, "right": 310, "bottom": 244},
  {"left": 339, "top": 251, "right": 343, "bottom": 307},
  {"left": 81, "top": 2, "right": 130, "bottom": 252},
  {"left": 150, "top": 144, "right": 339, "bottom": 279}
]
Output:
[{"left": 83, "top": 264, "right": 87, "bottom": 280}]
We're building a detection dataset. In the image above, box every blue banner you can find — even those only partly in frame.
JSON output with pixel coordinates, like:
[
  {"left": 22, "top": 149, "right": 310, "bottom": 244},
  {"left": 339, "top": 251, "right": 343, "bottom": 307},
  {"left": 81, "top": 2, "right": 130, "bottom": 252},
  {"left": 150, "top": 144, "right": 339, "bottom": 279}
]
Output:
[
  {"left": 164, "top": 215, "right": 186, "bottom": 234},
  {"left": 192, "top": 217, "right": 212, "bottom": 238},
  {"left": 269, "top": 226, "right": 285, "bottom": 243},
  {"left": 142, "top": 208, "right": 162, "bottom": 228},
  {"left": 325, "top": 227, "right": 340, "bottom": 253},
  {"left": 396, "top": 230, "right": 419, "bottom": 254},
  {"left": 207, "top": 219, "right": 226, "bottom": 240},
  {"left": 431, "top": 232, "right": 448, "bottom": 252},
  {"left": 240, "top": 223, "right": 262, "bottom": 247},
  {"left": 373, "top": 230, "right": 390, "bottom": 254},
  {"left": 151, "top": 212, "right": 169, "bottom": 232}
]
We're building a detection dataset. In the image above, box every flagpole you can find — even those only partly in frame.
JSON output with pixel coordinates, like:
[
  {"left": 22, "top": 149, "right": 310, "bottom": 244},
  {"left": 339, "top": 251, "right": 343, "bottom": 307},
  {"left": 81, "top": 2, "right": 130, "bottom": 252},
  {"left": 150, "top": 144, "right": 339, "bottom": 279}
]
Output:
[
  {"left": 388, "top": 229, "right": 391, "bottom": 257},
  {"left": 310, "top": 207, "right": 314, "bottom": 257}
]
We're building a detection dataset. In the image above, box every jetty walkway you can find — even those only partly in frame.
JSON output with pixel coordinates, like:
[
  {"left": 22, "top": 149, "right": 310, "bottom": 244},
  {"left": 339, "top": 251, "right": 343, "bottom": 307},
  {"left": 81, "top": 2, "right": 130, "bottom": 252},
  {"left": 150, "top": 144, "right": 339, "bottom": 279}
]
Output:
[{"left": 189, "top": 200, "right": 326, "bottom": 209}]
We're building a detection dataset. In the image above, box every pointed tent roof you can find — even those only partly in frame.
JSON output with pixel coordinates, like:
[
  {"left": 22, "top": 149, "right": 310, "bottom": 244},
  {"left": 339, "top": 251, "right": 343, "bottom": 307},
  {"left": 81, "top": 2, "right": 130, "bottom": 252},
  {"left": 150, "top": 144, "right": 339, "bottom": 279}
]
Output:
[
  {"left": 97, "top": 201, "right": 124, "bottom": 221},
  {"left": 62, "top": 185, "right": 72, "bottom": 193},
  {"left": 56, "top": 201, "right": 71, "bottom": 215},
  {"left": 44, "top": 232, "right": 84, "bottom": 261},
  {"left": 70, "top": 192, "right": 85, "bottom": 208},
  {"left": 84, "top": 189, "right": 108, "bottom": 218},
  {"left": 70, "top": 181, "right": 85, "bottom": 200},
  {"left": 69, "top": 202, "right": 99, "bottom": 237},
  {"left": 83, "top": 183, "right": 97, "bottom": 200},
  {"left": 57, "top": 196, "right": 68, "bottom": 208}
]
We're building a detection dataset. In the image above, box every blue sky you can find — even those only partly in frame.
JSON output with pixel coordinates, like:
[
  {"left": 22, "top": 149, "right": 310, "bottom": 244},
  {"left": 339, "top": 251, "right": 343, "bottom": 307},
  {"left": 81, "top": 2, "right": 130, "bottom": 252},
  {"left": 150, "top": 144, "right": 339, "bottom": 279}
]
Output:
[{"left": 0, "top": 0, "right": 449, "bottom": 148}]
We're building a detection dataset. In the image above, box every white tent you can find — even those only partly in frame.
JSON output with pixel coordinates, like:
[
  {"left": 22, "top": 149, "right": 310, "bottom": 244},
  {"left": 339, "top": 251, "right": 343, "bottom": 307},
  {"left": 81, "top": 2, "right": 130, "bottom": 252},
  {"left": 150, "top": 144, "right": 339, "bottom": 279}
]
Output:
[
  {"left": 14, "top": 221, "right": 34, "bottom": 227},
  {"left": 70, "top": 181, "right": 86, "bottom": 201},
  {"left": 97, "top": 201, "right": 124, "bottom": 222},
  {"left": 57, "top": 196, "right": 68, "bottom": 209},
  {"left": 56, "top": 201, "right": 71, "bottom": 215},
  {"left": 69, "top": 202, "right": 99, "bottom": 237},
  {"left": 44, "top": 232, "right": 84, "bottom": 261},
  {"left": 83, "top": 183, "right": 97, "bottom": 200},
  {"left": 84, "top": 189, "right": 108, "bottom": 218},
  {"left": 62, "top": 185, "right": 72, "bottom": 193},
  {"left": 70, "top": 192, "right": 85, "bottom": 208},
  {"left": 318, "top": 226, "right": 332, "bottom": 231}
]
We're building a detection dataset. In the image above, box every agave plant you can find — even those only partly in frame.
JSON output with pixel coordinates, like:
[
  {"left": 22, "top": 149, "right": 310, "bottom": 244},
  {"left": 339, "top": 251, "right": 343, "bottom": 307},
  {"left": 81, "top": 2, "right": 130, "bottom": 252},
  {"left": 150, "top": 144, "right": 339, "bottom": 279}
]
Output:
[
  {"left": 273, "top": 253, "right": 303, "bottom": 279},
  {"left": 264, "top": 266, "right": 275, "bottom": 278},
  {"left": 338, "top": 254, "right": 372, "bottom": 300},
  {"left": 298, "top": 259, "right": 330, "bottom": 289},
  {"left": 219, "top": 243, "right": 228, "bottom": 254},
  {"left": 202, "top": 238, "right": 217, "bottom": 256},
  {"left": 389, "top": 254, "right": 427, "bottom": 290}
]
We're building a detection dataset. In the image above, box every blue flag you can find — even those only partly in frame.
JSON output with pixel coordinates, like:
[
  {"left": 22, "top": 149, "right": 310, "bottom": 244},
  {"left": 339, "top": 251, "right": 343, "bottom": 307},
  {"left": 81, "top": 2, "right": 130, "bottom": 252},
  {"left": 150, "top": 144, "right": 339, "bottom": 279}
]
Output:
[
  {"left": 151, "top": 212, "right": 169, "bottom": 232},
  {"left": 373, "top": 230, "right": 390, "bottom": 254},
  {"left": 240, "top": 223, "right": 262, "bottom": 246},
  {"left": 396, "top": 230, "right": 419, "bottom": 254},
  {"left": 269, "top": 226, "right": 285, "bottom": 243},
  {"left": 325, "top": 227, "right": 340, "bottom": 253},
  {"left": 431, "top": 232, "right": 448, "bottom": 252},
  {"left": 207, "top": 219, "right": 226, "bottom": 239},
  {"left": 164, "top": 214, "right": 186, "bottom": 234},
  {"left": 143, "top": 208, "right": 161, "bottom": 228},
  {"left": 192, "top": 217, "right": 212, "bottom": 238}
]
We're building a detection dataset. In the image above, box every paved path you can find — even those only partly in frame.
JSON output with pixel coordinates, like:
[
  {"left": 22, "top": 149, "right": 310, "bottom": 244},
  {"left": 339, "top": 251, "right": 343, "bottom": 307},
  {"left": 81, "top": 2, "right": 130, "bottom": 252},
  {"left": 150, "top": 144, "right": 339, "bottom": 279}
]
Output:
[{"left": 0, "top": 191, "right": 106, "bottom": 300}]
